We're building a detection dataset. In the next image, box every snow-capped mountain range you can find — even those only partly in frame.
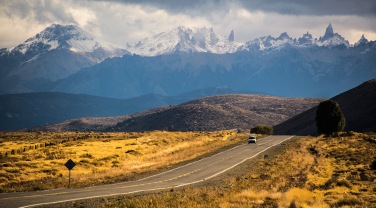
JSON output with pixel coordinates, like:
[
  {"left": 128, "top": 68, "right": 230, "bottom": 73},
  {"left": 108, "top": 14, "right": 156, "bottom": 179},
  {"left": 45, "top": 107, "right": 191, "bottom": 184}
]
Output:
[
  {"left": 126, "top": 23, "right": 364, "bottom": 55},
  {"left": 240, "top": 24, "right": 352, "bottom": 51},
  {"left": 0, "top": 23, "right": 375, "bottom": 97},
  {"left": 0, "top": 23, "right": 370, "bottom": 59},
  {"left": 127, "top": 26, "right": 241, "bottom": 56}
]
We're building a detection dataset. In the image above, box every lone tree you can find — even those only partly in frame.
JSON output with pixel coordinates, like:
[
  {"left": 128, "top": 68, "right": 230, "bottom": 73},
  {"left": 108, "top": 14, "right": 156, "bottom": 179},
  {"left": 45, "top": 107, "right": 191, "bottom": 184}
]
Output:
[
  {"left": 315, "top": 100, "right": 346, "bottom": 135},
  {"left": 251, "top": 125, "right": 273, "bottom": 135}
]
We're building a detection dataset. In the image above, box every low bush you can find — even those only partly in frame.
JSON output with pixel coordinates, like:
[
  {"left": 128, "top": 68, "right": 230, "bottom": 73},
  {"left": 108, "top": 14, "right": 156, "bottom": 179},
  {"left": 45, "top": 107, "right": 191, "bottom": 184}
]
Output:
[{"left": 250, "top": 125, "right": 273, "bottom": 135}]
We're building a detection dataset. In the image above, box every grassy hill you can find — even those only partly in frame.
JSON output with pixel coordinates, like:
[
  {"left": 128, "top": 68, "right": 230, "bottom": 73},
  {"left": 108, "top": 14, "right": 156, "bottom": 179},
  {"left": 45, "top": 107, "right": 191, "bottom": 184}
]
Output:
[
  {"left": 274, "top": 79, "right": 376, "bottom": 135},
  {"left": 0, "top": 88, "right": 258, "bottom": 131},
  {"left": 37, "top": 94, "right": 323, "bottom": 132}
]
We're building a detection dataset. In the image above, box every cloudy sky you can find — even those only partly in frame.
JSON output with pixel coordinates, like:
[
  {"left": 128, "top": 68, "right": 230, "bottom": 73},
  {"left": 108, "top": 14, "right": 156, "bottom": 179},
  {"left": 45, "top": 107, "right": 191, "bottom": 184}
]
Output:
[{"left": 1, "top": 0, "right": 376, "bottom": 48}]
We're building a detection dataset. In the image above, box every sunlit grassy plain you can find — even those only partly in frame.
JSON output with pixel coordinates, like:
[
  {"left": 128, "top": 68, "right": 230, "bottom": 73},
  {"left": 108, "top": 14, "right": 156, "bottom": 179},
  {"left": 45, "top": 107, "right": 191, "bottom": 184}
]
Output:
[
  {"left": 0, "top": 130, "right": 247, "bottom": 192},
  {"left": 1, "top": 131, "right": 375, "bottom": 207},
  {"left": 96, "top": 132, "right": 376, "bottom": 208}
]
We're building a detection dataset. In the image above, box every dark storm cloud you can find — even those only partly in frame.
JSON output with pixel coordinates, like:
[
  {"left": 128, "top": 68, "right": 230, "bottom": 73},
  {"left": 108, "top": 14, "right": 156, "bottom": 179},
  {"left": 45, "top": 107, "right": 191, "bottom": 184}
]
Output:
[
  {"left": 110, "top": 0, "right": 376, "bottom": 16},
  {"left": 103, "top": 0, "right": 232, "bottom": 14},
  {"left": 239, "top": 0, "right": 376, "bottom": 16}
]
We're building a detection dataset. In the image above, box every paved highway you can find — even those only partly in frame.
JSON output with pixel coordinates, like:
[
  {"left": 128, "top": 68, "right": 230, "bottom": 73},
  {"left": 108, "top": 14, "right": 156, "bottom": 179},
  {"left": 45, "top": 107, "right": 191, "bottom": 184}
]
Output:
[{"left": 0, "top": 135, "right": 293, "bottom": 208}]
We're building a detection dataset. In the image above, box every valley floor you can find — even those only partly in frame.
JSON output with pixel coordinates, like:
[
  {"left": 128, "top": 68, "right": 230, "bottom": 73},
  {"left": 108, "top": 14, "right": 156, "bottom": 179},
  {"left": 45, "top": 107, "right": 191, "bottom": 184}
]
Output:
[
  {"left": 1, "top": 131, "right": 375, "bottom": 207},
  {"left": 64, "top": 132, "right": 375, "bottom": 208},
  {"left": 0, "top": 130, "right": 247, "bottom": 192}
]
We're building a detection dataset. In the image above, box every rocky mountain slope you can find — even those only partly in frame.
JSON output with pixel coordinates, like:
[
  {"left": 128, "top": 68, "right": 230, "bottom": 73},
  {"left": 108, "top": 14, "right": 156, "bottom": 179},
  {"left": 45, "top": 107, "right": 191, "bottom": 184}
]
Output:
[
  {"left": 36, "top": 94, "right": 323, "bottom": 132},
  {"left": 274, "top": 79, "right": 376, "bottom": 135}
]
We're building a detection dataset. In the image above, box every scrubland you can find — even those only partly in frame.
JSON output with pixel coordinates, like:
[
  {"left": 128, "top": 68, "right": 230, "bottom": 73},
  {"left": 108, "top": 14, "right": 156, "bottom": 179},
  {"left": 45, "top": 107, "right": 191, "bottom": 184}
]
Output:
[
  {"left": 0, "top": 130, "right": 246, "bottom": 192},
  {"left": 97, "top": 132, "right": 376, "bottom": 208},
  {"left": 1, "top": 131, "right": 375, "bottom": 207}
]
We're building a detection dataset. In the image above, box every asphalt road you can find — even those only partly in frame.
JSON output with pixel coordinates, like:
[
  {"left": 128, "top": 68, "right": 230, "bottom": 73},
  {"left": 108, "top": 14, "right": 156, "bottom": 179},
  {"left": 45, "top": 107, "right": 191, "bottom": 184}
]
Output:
[{"left": 0, "top": 135, "right": 294, "bottom": 208}]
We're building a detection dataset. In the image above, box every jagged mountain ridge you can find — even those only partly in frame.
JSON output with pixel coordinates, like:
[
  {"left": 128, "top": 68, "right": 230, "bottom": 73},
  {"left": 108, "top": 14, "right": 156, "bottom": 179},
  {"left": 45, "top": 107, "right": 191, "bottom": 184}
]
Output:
[
  {"left": 51, "top": 43, "right": 376, "bottom": 99},
  {"left": 129, "top": 24, "right": 361, "bottom": 56},
  {"left": 126, "top": 26, "right": 241, "bottom": 56},
  {"left": 1, "top": 23, "right": 375, "bottom": 98}
]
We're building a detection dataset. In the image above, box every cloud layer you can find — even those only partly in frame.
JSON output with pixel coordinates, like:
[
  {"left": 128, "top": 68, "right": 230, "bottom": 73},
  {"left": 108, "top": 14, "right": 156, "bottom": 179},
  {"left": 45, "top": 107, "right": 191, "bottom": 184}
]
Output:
[{"left": 1, "top": 0, "right": 375, "bottom": 48}]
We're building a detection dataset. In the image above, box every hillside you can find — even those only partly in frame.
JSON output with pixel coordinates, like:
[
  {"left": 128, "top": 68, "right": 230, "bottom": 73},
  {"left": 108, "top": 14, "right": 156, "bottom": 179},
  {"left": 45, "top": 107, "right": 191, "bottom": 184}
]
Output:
[
  {"left": 0, "top": 93, "right": 178, "bottom": 131},
  {"left": 274, "top": 79, "right": 376, "bottom": 135},
  {"left": 0, "top": 88, "right": 257, "bottom": 131},
  {"left": 41, "top": 94, "right": 322, "bottom": 132}
]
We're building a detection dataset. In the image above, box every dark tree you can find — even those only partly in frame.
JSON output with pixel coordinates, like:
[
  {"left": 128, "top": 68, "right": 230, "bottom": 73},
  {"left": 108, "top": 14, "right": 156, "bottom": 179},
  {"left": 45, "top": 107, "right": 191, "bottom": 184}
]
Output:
[
  {"left": 315, "top": 100, "right": 346, "bottom": 135},
  {"left": 251, "top": 125, "right": 273, "bottom": 135}
]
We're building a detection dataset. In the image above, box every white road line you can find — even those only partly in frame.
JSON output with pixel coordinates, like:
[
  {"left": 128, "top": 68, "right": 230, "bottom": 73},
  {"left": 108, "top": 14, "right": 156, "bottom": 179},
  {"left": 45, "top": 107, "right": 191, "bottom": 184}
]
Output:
[
  {"left": 136, "top": 143, "right": 247, "bottom": 181},
  {"left": 203, "top": 136, "right": 294, "bottom": 181},
  {"left": 19, "top": 136, "right": 294, "bottom": 208}
]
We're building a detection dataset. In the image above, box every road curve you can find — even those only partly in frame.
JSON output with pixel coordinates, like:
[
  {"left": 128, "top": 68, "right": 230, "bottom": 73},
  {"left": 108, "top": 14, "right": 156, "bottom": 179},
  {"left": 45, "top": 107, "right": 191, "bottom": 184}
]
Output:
[{"left": 0, "top": 135, "right": 294, "bottom": 208}]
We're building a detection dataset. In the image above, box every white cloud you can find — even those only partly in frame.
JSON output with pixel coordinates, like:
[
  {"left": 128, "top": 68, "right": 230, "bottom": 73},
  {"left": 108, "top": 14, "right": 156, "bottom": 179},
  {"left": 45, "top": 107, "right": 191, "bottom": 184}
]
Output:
[
  {"left": 68, "top": 7, "right": 96, "bottom": 27},
  {"left": 0, "top": 0, "right": 375, "bottom": 48}
]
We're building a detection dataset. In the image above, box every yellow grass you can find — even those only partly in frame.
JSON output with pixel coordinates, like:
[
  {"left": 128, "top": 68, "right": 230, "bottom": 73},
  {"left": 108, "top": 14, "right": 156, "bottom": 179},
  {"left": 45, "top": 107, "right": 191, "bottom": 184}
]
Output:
[
  {"left": 98, "top": 132, "right": 376, "bottom": 208},
  {"left": 0, "top": 130, "right": 247, "bottom": 192}
]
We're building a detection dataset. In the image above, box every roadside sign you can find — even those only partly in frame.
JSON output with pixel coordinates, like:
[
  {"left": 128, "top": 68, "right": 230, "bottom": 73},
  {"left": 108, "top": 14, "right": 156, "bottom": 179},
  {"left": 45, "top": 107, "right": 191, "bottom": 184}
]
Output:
[
  {"left": 65, "top": 159, "right": 76, "bottom": 170},
  {"left": 65, "top": 159, "right": 76, "bottom": 188}
]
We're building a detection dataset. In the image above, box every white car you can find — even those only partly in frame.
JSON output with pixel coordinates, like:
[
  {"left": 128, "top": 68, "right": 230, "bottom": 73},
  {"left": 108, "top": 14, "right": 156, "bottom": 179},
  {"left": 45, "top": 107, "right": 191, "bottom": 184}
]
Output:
[{"left": 248, "top": 135, "right": 257, "bottom": 144}]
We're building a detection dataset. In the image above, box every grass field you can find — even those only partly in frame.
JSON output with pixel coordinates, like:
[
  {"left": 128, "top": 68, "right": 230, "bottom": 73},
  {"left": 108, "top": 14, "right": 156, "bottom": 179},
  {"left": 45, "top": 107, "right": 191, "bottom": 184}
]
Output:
[
  {"left": 0, "top": 130, "right": 247, "bottom": 192},
  {"left": 1, "top": 131, "right": 375, "bottom": 207},
  {"left": 94, "top": 132, "right": 376, "bottom": 208}
]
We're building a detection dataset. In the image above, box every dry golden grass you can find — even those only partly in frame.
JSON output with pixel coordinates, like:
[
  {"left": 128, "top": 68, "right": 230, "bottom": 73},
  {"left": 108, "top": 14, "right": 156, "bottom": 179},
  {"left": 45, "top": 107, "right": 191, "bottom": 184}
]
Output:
[
  {"left": 98, "top": 132, "right": 376, "bottom": 208},
  {"left": 0, "top": 130, "right": 247, "bottom": 192}
]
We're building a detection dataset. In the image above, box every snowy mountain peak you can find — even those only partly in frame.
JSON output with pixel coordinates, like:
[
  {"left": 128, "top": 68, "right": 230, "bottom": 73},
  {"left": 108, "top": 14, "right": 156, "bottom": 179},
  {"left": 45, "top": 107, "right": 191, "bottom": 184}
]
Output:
[
  {"left": 1, "top": 24, "right": 129, "bottom": 87},
  {"left": 323, "top": 23, "right": 334, "bottom": 39},
  {"left": 127, "top": 26, "right": 241, "bottom": 56},
  {"left": 298, "top": 31, "right": 314, "bottom": 45},
  {"left": 277, "top": 32, "right": 291, "bottom": 40},
  {"left": 318, "top": 23, "right": 349, "bottom": 48},
  {"left": 241, "top": 32, "right": 295, "bottom": 51},
  {"left": 228, "top": 30, "right": 235, "bottom": 42},
  {"left": 29, "top": 24, "right": 92, "bottom": 43},
  {"left": 355, "top": 34, "right": 369, "bottom": 47},
  {"left": 8, "top": 24, "right": 127, "bottom": 58}
]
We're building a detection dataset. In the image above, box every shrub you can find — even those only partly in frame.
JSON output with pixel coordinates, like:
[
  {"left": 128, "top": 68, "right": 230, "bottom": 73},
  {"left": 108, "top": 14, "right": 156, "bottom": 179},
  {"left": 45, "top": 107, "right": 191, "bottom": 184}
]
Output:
[
  {"left": 315, "top": 100, "right": 346, "bottom": 136},
  {"left": 250, "top": 125, "right": 273, "bottom": 135},
  {"left": 371, "top": 159, "right": 376, "bottom": 170}
]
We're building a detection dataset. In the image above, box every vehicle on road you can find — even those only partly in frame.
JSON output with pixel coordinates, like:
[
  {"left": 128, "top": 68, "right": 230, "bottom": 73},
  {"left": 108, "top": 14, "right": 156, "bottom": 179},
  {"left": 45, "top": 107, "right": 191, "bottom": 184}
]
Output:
[{"left": 248, "top": 135, "right": 257, "bottom": 144}]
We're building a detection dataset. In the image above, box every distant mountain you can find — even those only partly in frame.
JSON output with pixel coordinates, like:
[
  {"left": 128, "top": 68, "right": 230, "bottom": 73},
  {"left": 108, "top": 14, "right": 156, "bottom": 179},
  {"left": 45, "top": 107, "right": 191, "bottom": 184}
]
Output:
[
  {"left": 47, "top": 23, "right": 375, "bottom": 99},
  {"left": 274, "top": 79, "right": 376, "bottom": 135},
  {"left": 0, "top": 24, "right": 129, "bottom": 94},
  {"left": 240, "top": 24, "right": 350, "bottom": 51},
  {"left": 317, "top": 23, "right": 350, "bottom": 48},
  {"left": 126, "top": 26, "right": 241, "bottom": 56},
  {"left": 1, "top": 24, "right": 375, "bottom": 99},
  {"left": 0, "top": 88, "right": 254, "bottom": 131},
  {"left": 37, "top": 94, "right": 323, "bottom": 132},
  {"left": 51, "top": 41, "right": 376, "bottom": 98}
]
